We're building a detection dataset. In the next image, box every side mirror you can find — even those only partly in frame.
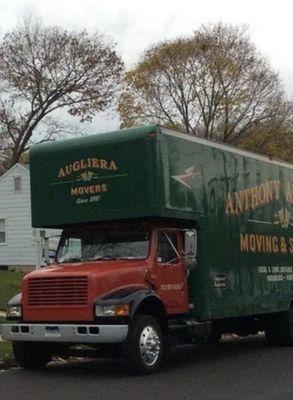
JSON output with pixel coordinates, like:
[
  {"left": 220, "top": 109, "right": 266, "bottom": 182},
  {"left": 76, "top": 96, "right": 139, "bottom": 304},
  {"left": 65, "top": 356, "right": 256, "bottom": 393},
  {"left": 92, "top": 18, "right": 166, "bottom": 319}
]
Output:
[{"left": 184, "top": 229, "right": 197, "bottom": 270}]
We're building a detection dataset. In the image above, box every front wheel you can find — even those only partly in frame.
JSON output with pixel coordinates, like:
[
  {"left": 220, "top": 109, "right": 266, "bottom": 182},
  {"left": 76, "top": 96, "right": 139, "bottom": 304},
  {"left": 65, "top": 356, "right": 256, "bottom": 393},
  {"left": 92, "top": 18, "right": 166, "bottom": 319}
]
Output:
[
  {"left": 13, "top": 342, "right": 51, "bottom": 370},
  {"left": 125, "top": 315, "right": 164, "bottom": 374}
]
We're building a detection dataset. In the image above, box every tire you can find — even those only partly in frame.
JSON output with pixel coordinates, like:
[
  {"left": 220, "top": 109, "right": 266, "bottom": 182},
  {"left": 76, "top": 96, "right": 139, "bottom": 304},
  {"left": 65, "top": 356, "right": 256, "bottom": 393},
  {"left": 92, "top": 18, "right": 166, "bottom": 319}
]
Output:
[
  {"left": 13, "top": 342, "right": 51, "bottom": 370},
  {"left": 266, "top": 309, "right": 293, "bottom": 346},
  {"left": 124, "top": 315, "right": 164, "bottom": 374},
  {"left": 206, "top": 322, "right": 221, "bottom": 344},
  {"left": 207, "top": 330, "right": 222, "bottom": 345}
]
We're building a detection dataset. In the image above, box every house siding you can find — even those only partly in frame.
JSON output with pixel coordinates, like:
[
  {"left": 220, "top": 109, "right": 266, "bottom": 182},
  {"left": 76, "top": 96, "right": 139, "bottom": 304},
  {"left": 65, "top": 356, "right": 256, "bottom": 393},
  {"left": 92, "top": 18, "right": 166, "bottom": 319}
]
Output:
[{"left": 0, "top": 164, "right": 60, "bottom": 267}]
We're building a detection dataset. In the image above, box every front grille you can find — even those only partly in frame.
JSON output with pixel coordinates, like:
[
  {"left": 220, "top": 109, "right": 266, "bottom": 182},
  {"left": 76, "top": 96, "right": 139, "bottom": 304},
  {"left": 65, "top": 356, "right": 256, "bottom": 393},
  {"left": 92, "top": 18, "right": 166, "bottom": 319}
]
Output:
[{"left": 27, "top": 276, "right": 88, "bottom": 306}]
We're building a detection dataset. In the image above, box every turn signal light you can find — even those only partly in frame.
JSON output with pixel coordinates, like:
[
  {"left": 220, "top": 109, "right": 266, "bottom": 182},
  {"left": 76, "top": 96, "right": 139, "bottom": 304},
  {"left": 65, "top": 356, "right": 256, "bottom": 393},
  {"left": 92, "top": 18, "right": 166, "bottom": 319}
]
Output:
[{"left": 114, "top": 304, "right": 130, "bottom": 316}]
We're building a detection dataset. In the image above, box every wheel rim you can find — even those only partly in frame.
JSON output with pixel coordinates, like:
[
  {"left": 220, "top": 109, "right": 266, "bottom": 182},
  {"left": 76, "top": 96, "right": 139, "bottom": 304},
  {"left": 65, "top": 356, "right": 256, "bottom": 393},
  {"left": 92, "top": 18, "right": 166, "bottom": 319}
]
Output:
[{"left": 139, "top": 324, "right": 161, "bottom": 367}]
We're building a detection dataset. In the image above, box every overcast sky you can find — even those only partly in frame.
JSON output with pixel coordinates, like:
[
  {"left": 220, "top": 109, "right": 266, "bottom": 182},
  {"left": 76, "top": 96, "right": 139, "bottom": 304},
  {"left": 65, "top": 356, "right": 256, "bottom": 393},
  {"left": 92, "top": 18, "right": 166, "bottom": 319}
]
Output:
[{"left": 0, "top": 0, "right": 293, "bottom": 132}]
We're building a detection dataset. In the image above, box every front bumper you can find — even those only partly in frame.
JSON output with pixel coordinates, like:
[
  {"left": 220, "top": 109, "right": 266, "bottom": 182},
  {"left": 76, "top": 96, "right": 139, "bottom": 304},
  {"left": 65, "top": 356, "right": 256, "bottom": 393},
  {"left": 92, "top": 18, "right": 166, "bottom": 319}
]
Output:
[{"left": 1, "top": 323, "right": 129, "bottom": 344}]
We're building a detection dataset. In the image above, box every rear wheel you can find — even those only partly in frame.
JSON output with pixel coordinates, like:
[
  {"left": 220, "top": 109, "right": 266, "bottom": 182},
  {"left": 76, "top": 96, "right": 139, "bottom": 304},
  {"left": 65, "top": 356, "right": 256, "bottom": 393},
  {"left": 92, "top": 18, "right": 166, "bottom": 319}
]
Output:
[
  {"left": 13, "top": 342, "right": 51, "bottom": 370},
  {"left": 266, "top": 308, "right": 293, "bottom": 346},
  {"left": 125, "top": 315, "right": 164, "bottom": 374}
]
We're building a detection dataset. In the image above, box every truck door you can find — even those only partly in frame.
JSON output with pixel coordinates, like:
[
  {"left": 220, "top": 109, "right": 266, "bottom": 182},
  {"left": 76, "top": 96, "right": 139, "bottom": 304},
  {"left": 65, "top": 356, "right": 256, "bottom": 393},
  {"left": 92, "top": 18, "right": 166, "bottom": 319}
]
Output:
[{"left": 156, "top": 230, "right": 189, "bottom": 314}]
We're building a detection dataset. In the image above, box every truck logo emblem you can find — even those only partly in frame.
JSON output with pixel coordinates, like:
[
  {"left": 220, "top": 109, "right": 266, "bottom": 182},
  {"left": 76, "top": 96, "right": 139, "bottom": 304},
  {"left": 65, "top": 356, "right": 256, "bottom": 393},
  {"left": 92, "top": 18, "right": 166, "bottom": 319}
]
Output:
[
  {"left": 274, "top": 207, "right": 292, "bottom": 228},
  {"left": 80, "top": 171, "right": 95, "bottom": 182},
  {"left": 172, "top": 166, "right": 199, "bottom": 189}
]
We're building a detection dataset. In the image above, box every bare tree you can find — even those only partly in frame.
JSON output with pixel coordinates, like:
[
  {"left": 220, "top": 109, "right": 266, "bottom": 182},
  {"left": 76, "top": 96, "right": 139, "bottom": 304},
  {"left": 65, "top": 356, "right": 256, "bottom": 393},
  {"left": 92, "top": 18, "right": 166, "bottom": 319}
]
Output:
[
  {"left": 118, "top": 23, "right": 290, "bottom": 146},
  {"left": 0, "top": 18, "right": 123, "bottom": 169}
]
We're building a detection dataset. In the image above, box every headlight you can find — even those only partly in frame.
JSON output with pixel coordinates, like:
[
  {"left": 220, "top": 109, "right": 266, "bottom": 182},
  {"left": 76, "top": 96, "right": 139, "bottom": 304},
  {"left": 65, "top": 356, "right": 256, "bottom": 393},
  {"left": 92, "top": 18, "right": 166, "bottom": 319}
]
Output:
[
  {"left": 7, "top": 305, "right": 22, "bottom": 318},
  {"left": 95, "top": 304, "right": 130, "bottom": 317}
]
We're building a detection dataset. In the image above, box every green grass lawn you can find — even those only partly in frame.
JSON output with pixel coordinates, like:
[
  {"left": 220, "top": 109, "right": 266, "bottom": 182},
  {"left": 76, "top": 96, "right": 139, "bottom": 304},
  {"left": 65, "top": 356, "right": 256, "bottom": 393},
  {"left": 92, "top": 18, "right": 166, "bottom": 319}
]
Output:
[
  {"left": 0, "top": 316, "right": 13, "bottom": 361},
  {"left": 0, "top": 271, "right": 26, "bottom": 363},
  {"left": 0, "top": 270, "right": 26, "bottom": 310},
  {"left": 0, "top": 340, "right": 13, "bottom": 361}
]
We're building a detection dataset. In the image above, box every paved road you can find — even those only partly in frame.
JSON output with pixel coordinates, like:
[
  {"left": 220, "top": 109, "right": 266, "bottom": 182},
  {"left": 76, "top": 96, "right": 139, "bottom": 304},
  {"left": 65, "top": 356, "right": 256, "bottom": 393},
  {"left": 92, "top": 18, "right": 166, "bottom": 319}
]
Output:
[{"left": 0, "top": 335, "right": 292, "bottom": 400}]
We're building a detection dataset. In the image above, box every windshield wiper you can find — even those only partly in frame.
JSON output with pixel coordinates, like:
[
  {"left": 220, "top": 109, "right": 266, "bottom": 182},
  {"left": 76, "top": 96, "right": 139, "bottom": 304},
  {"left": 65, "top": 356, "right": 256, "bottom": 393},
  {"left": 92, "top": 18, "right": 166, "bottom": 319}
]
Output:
[
  {"left": 87, "top": 255, "right": 120, "bottom": 261},
  {"left": 59, "top": 257, "right": 83, "bottom": 263},
  {"left": 104, "top": 255, "right": 120, "bottom": 260}
]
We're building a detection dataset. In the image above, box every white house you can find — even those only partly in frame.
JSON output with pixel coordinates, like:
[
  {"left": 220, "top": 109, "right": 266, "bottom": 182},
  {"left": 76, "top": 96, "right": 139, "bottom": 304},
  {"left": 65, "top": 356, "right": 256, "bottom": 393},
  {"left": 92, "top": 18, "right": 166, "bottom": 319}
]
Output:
[{"left": 0, "top": 163, "right": 60, "bottom": 270}]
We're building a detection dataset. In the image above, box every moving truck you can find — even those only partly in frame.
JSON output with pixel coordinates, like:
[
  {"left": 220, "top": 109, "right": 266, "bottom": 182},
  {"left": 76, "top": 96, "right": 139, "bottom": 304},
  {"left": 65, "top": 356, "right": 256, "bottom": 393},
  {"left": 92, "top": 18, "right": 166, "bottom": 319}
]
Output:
[{"left": 2, "top": 125, "right": 293, "bottom": 373}]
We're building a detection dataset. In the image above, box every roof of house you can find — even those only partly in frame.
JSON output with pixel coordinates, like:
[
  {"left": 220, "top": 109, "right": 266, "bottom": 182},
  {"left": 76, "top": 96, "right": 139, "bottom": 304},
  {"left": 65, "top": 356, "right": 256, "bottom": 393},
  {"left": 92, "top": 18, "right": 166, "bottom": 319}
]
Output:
[{"left": 0, "top": 163, "right": 29, "bottom": 182}]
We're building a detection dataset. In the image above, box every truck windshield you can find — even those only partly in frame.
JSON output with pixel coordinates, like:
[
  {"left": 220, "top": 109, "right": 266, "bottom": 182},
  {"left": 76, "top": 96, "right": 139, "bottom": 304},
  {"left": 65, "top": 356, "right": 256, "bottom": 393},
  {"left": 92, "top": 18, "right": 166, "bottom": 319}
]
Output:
[{"left": 56, "top": 229, "right": 150, "bottom": 263}]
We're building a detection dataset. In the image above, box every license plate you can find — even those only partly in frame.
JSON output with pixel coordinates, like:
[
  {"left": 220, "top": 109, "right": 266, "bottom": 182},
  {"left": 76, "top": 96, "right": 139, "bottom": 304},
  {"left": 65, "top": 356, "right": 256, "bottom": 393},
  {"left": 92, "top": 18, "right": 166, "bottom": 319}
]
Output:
[{"left": 45, "top": 326, "right": 60, "bottom": 337}]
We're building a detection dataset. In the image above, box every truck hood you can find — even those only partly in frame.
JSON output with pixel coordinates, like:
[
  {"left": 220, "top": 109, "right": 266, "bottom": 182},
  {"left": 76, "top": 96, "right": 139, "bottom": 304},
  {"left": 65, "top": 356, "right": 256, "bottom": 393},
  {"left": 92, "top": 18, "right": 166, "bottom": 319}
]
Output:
[{"left": 29, "top": 259, "right": 149, "bottom": 279}]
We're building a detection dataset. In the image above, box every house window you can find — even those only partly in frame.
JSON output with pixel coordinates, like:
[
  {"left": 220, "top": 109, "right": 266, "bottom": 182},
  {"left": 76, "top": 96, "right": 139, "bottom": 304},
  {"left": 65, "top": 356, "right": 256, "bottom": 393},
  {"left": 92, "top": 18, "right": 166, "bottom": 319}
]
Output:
[
  {"left": 14, "top": 177, "right": 22, "bottom": 192},
  {"left": 0, "top": 219, "right": 6, "bottom": 244}
]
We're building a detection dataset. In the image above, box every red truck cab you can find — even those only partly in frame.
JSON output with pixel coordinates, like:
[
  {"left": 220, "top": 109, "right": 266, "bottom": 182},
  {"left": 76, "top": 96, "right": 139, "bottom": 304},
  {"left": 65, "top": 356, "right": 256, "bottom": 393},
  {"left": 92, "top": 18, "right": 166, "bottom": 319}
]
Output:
[
  {"left": 3, "top": 220, "right": 197, "bottom": 373},
  {"left": 23, "top": 221, "right": 190, "bottom": 321}
]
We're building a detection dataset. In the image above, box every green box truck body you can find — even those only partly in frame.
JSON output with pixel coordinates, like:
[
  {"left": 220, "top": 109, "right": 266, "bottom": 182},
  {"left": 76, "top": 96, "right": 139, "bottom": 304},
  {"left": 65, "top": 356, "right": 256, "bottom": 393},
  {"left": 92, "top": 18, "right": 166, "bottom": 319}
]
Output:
[{"left": 30, "top": 125, "right": 293, "bottom": 321}]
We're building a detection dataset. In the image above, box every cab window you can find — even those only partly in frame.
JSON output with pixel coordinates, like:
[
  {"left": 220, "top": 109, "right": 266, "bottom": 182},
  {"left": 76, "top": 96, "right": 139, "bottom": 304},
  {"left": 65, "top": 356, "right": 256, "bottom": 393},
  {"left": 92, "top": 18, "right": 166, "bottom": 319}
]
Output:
[{"left": 157, "top": 231, "right": 179, "bottom": 264}]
